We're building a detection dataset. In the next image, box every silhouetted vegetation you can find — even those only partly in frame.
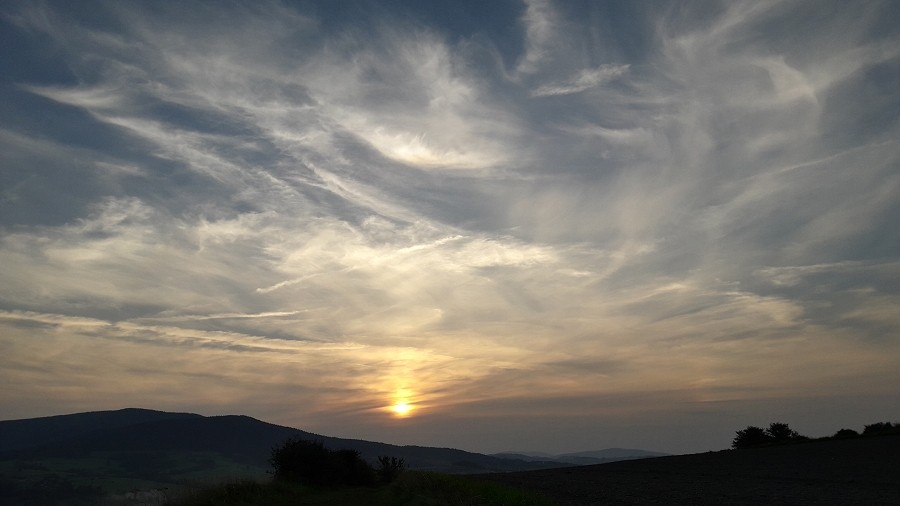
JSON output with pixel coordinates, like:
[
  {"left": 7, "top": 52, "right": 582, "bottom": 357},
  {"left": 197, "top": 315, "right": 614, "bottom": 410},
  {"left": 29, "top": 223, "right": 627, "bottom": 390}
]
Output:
[
  {"left": 862, "top": 421, "right": 900, "bottom": 436},
  {"left": 732, "top": 426, "right": 771, "bottom": 449},
  {"left": 269, "top": 438, "right": 376, "bottom": 487},
  {"left": 163, "top": 438, "right": 548, "bottom": 505},
  {"left": 833, "top": 428, "right": 859, "bottom": 438},
  {"left": 732, "top": 422, "right": 806, "bottom": 449},
  {"left": 766, "top": 422, "right": 802, "bottom": 442},
  {"left": 376, "top": 455, "right": 406, "bottom": 484},
  {"left": 733, "top": 420, "right": 899, "bottom": 449}
]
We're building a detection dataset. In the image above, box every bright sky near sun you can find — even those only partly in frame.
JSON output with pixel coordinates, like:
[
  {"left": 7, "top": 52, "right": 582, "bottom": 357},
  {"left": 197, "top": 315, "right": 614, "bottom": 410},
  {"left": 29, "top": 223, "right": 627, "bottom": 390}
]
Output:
[{"left": 1, "top": 0, "right": 899, "bottom": 455}]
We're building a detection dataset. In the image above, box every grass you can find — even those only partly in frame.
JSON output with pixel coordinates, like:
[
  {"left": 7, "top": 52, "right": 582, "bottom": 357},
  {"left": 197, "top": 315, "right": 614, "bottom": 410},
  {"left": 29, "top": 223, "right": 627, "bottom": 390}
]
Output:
[
  {"left": 0, "top": 450, "right": 267, "bottom": 494},
  {"left": 166, "top": 472, "right": 553, "bottom": 506}
]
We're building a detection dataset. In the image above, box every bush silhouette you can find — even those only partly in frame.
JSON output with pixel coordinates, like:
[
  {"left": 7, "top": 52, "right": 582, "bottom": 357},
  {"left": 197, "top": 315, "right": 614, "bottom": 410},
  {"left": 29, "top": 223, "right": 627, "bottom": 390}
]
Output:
[
  {"left": 732, "top": 420, "right": 898, "bottom": 449},
  {"left": 863, "top": 422, "right": 898, "bottom": 436},
  {"left": 766, "top": 422, "right": 801, "bottom": 442},
  {"left": 732, "top": 426, "right": 772, "bottom": 449},
  {"left": 376, "top": 455, "right": 406, "bottom": 484},
  {"left": 269, "top": 438, "right": 375, "bottom": 487}
]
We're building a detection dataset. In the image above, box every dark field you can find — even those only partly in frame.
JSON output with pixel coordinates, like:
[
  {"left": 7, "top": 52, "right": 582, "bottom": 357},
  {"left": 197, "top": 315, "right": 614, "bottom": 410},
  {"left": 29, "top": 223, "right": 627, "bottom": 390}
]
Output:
[{"left": 477, "top": 435, "right": 900, "bottom": 505}]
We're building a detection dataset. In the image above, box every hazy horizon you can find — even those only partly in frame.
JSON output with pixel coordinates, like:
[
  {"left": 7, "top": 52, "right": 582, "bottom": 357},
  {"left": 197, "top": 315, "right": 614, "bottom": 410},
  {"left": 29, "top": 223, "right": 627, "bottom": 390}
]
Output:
[{"left": 2, "top": 0, "right": 899, "bottom": 456}]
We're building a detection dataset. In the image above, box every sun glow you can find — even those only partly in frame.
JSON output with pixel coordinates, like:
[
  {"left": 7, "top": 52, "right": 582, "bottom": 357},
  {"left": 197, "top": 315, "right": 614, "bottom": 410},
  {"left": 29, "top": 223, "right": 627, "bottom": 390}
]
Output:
[{"left": 390, "top": 401, "right": 413, "bottom": 417}]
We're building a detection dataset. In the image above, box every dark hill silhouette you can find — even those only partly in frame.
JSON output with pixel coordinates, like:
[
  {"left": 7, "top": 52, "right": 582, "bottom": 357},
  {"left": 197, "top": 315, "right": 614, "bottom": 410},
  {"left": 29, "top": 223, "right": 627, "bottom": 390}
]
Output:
[
  {"left": 0, "top": 408, "right": 200, "bottom": 453},
  {"left": 478, "top": 434, "right": 900, "bottom": 505},
  {"left": 4, "top": 415, "right": 300, "bottom": 464},
  {"left": 0, "top": 408, "right": 563, "bottom": 474}
]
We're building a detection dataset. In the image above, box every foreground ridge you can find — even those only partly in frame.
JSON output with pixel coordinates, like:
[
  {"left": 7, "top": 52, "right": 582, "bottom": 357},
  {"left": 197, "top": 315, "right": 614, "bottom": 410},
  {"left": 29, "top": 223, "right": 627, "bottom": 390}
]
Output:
[{"left": 477, "top": 434, "right": 900, "bottom": 505}]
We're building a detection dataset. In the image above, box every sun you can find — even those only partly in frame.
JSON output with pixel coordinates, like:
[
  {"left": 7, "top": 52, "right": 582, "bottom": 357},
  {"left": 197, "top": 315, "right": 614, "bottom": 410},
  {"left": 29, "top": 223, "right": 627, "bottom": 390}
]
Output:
[{"left": 390, "top": 401, "right": 413, "bottom": 417}]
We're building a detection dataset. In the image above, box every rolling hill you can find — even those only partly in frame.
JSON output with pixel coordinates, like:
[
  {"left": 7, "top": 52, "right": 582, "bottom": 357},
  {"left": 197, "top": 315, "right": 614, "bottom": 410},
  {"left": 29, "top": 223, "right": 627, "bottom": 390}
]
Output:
[
  {"left": 478, "top": 434, "right": 900, "bottom": 505},
  {"left": 0, "top": 408, "right": 562, "bottom": 477},
  {"left": 0, "top": 408, "right": 201, "bottom": 453},
  {"left": 0, "top": 407, "right": 668, "bottom": 503},
  {"left": 0, "top": 407, "right": 658, "bottom": 502}
]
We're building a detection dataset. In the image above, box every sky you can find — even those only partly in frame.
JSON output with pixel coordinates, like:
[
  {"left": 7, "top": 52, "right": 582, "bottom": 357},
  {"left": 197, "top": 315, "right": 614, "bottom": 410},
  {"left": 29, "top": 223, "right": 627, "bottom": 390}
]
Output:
[{"left": 1, "top": 0, "right": 899, "bottom": 456}]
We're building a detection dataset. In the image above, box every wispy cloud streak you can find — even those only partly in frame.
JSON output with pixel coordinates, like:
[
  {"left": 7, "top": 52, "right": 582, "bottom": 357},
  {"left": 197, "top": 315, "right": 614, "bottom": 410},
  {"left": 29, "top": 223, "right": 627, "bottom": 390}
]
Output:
[{"left": 1, "top": 0, "right": 898, "bottom": 453}]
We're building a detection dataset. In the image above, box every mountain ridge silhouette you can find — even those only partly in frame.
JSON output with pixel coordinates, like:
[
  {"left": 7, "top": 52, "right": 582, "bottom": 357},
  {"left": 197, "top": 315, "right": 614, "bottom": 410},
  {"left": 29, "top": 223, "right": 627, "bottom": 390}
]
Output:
[{"left": 4, "top": 408, "right": 640, "bottom": 474}]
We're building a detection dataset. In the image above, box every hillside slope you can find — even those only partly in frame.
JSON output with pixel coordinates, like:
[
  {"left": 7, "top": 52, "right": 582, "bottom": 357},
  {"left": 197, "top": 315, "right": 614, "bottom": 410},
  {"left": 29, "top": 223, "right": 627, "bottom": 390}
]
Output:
[
  {"left": 0, "top": 408, "right": 200, "bottom": 453},
  {"left": 478, "top": 435, "right": 900, "bottom": 505},
  {"left": 0, "top": 408, "right": 557, "bottom": 475}
]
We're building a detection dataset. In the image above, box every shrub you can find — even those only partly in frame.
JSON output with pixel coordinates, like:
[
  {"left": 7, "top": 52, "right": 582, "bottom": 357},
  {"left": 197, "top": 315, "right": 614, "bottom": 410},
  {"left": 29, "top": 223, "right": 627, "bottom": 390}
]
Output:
[
  {"left": 862, "top": 422, "right": 898, "bottom": 436},
  {"left": 376, "top": 456, "right": 405, "bottom": 484},
  {"left": 269, "top": 438, "right": 375, "bottom": 487},
  {"left": 732, "top": 426, "right": 772, "bottom": 449},
  {"left": 833, "top": 428, "right": 859, "bottom": 438},
  {"left": 766, "top": 422, "right": 801, "bottom": 442}
]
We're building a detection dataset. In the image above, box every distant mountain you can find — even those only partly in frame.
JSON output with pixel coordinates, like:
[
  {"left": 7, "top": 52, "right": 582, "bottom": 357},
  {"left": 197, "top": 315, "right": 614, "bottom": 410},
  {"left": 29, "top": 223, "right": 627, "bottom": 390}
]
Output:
[
  {"left": 493, "top": 447, "right": 668, "bottom": 466},
  {"left": 0, "top": 408, "right": 561, "bottom": 477},
  {"left": 0, "top": 408, "right": 201, "bottom": 453}
]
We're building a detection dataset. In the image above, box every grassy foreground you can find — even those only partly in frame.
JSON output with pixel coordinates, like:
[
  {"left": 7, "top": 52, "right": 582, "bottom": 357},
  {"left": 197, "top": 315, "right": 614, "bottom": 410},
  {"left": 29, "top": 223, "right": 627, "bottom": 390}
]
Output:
[{"left": 166, "top": 471, "right": 552, "bottom": 506}]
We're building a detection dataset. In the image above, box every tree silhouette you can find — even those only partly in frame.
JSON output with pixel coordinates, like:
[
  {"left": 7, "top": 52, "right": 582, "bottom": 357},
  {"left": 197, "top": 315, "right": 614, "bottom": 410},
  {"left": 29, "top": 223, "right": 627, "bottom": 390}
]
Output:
[
  {"left": 732, "top": 426, "right": 772, "bottom": 449},
  {"left": 269, "top": 438, "right": 375, "bottom": 487},
  {"left": 863, "top": 422, "right": 898, "bottom": 435},
  {"left": 376, "top": 456, "right": 406, "bottom": 484},
  {"left": 732, "top": 420, "right": 898, "bottom": 449},
  {"left": 766, "top": 422, "right": 799, "bottom": 442}
]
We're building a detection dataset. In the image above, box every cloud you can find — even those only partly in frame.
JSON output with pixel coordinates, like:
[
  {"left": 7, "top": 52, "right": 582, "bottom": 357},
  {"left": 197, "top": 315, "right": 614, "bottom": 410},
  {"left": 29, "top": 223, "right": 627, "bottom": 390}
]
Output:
[
  {"left": 516, "top": 0, "right": 559, "bottom": 75},
  {"left": 302, "top": 29, "right": 523, "bottom": 170},
  {"left": 1, "top": 0, "right": 899, "bottom": 453},
  {"left": 531, "top": 64, "right": 629, "bottom": 97}
]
